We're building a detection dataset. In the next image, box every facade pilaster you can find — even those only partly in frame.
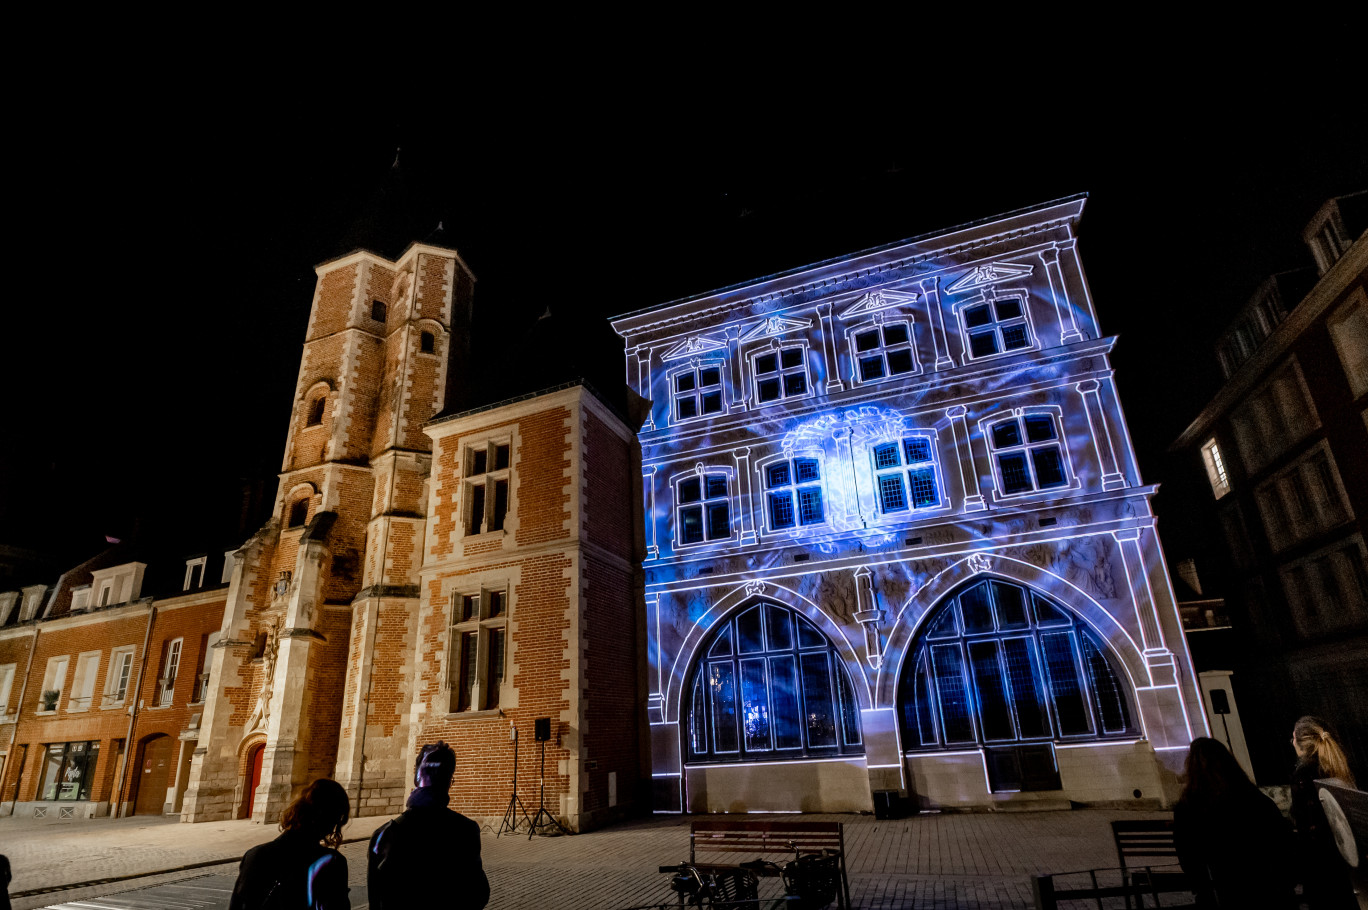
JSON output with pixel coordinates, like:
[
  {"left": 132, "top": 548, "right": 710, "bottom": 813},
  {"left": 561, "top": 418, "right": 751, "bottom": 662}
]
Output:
[
  {"left": 946, "top": 405, "right": 986, "bottom": 511},
  {"left": 1076, "top": 379, "right": 1128, "bottom": 491},
  {"left": 816, "top": 303, "right": 844, "bottom": 393},
  {"left": 918, "top": 277, "right": 955, "bottom": 371}
]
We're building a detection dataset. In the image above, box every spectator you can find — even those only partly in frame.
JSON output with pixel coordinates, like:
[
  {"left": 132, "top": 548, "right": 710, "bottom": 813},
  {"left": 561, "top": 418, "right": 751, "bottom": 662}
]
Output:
[
  {"left": 1290, "top": 716, "right": 1358, "bottom": 910},
  {"left": 229, "top": 778, "right": 351, "bottom": 910}
]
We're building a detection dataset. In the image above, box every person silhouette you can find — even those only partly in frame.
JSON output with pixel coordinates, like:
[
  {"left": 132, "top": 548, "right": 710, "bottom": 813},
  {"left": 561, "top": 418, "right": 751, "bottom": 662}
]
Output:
[{"left": 229, "top": 778, "right": 351, "bottom": 910}]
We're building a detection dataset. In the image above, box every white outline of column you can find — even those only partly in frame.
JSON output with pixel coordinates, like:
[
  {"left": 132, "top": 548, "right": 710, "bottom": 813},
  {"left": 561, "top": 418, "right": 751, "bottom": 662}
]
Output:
[
  {"left": 733, "top": 446, "right": 756, "bottom": 546},
  {"left": 636, "top": 346, "right": 655, "bottom": 431},
  {"left": 1040, "top": 244, "right": 1084, "bottom": 345},
  {"left": 946, "top": 405, "right": 986, "bottom": 511},
  {"left": 852, "top": 566, "right": 884, "bottom": 669},
  {"left": 643, "top": 465, "right": 659, "bottom": 560},
  {"left": 816, "top": 302, "right": 844, "bottom": 393},
  {"left": 1075, "top": 379, "right": 1127, "bottom": 491},
  {"left": 1112, "top": 528, "right": 1169, "bottom": 661},
  {"left": 646, "top": 591, "right": 663, "bottom": 720},
  {"left": 725, "top": 325, "right": 747, "bottom": 411},
  {"left": 1057, "top": 238, "right": 1098, "bottom": 342},
  {"left": 919, "top": 276, "right": 956, "bottom": 371},
  {"left": 834, "top": 427, "right": 868, "bottom": 528}
]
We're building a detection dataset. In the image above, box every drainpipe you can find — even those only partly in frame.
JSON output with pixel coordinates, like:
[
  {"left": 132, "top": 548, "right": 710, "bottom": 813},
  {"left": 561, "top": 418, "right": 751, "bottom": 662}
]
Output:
[
  {"left": 116, "top": 604, "right": 157, "bottom": 818},
  {"left": 4, "top": 625, "right": 40, "bottom": 812}
]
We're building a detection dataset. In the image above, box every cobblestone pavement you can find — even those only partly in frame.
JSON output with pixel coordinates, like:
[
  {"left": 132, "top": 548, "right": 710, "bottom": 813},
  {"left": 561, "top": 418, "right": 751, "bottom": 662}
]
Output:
[{"left": 1, "top": 808, "right": 1172, "bottom": 910}]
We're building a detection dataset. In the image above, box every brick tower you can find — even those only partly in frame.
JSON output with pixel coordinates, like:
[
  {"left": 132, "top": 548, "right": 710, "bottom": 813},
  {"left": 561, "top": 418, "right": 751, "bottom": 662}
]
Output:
[{"left": 183, "top": 241, "right": 474, "bottom": 822}]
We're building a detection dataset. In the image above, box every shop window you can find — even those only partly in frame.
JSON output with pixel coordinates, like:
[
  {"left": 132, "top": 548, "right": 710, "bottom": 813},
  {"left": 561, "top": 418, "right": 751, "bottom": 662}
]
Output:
[
  {"left": 898, "top": 578, "right": 1135, "bottom": 756},
  {"left": 751, "top": 345, "right": 810, "bottom": 405},
  {"left": 672, "top": 361, "right": 725, "bottom": 422},
  {"left": 675, "top": 472, "right": 732, "bottom": 546},
  {"left": 686, "top": 602, "right": 863, "bottom": 763},
  {"left": 989, "top": 414, "right": 1069, "bottom": 496},
  {"left": 39, "top": 741, "right": 100, "bottom": 801},
  {"left": 764, "top": 457, "right": 824, "bottom": 531},
  {"left": 465, "top": 440, "right": 511, "bottom": 536},
  {"left": 849, "top": 320, "right": 917, "bottom": 383},
  {"left": 449, "top": 588, "right": 508, "bottom": 713},
  {"left": 960, "top": 296, "right": 1033, "bottom": 359}
]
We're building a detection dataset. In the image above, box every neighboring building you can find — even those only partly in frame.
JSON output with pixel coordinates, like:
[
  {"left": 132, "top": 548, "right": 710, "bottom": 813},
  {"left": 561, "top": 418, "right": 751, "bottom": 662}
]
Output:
[
  {"left": 0, "top": 547, "right": 230, "bottom": 817},
  {"left": 612, "top": 196, "right": 1207, "bottom": 812},
  {"left": 1173, "top": 192, "right": 1367, "bottom": 778}
]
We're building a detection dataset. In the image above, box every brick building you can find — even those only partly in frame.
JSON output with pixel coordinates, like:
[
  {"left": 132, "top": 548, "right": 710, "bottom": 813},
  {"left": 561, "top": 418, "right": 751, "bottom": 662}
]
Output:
[{"left": 612, "top": 197, "right": 1207, "bottom": 812}]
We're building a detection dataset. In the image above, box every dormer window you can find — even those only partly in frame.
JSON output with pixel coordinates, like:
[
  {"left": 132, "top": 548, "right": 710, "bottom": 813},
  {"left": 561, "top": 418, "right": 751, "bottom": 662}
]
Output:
[
  {"left": 850, "top": 320, "right": 917, "bottom": 383},
  {"left": 184, "top": 556, "right": 207, "bottom": 591},
  {"left": 672, "top": 362, "right": 725, "bottom": 422},
  {"left": 752, "top": 345, "right": 809, "bottom": 405},
  {"left": 960, "top": 296, "right": 1033, "bottom": 359}
]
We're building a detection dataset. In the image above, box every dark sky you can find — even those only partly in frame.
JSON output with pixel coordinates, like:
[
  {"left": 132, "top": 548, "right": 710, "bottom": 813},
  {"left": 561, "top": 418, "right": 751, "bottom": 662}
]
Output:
[{"left": 3, "top": 75, "right": 1364, "bottom": 571}]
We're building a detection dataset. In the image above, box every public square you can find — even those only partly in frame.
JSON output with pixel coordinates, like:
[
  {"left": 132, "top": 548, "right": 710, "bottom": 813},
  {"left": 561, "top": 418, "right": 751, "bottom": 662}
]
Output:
[{"left": 1, "top": 806, "right": 1170, "bottom": 909}]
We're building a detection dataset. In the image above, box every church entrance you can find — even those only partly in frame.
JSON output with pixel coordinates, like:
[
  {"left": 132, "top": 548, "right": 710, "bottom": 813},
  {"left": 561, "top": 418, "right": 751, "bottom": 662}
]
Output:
[{"left": 244, "top": 743, "right": 264, "bottom": 818}]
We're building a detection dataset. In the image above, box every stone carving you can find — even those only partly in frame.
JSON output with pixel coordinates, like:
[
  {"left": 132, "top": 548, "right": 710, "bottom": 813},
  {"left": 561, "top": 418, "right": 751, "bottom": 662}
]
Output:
[{"left": 245, "top": 619, "right": 281, "bottom": 734}]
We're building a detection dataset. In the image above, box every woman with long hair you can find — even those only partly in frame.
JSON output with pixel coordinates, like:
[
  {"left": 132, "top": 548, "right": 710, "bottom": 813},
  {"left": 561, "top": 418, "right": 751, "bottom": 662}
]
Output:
[
  {"left": 229, "top": 778, "right": 351, "bottom": 910},
  {"left": 1173, "top": 737, "right": 1295, "bottom": 909},
  {"left": 1290, "top": 716, "right": 1357, "bottom": 910}
]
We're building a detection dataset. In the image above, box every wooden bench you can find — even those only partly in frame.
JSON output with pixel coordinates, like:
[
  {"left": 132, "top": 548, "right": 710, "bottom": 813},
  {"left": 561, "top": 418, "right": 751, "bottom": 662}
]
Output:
[
  {"left": 690, "top": 819, "right": 852, "bottom": 910},
  {"left": 1030, "top": 871, "right": 1196, "bottom": 909},
  {"left": 1110, "top": 819, "right": 1190, "bottom": 909}
]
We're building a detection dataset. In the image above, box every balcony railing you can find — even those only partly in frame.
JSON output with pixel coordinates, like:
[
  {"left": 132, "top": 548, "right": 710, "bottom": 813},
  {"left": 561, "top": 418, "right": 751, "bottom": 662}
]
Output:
[{"left": 156, "top": 678, "right": 175, "bottom": 707}]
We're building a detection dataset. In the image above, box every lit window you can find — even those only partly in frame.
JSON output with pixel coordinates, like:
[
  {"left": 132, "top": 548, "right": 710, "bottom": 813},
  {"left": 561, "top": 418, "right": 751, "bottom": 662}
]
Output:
[
  {"left": 677, "top": 473, "right": 731, "bottom": 545},
  {"left": 686, "top": 602, "right": 863, "bottom": 763},
  {"left": 850, "top": 320, "right": 917, "bottom": 383},
  {"left": 673, "top": 362, "right": 725, "bottom": 422},
  {"left": 752, "top": 345, "right": 809, "bottom": 405},
  {"left": 449, "top": 588, "right": 508, "bottom": 712},
  {"left": 898, "top": 578, "right": 1134, "bottom": 754},
  {"left": 873, "top": 437, "right": 941, "bottom": 513},
  {"left": 990, "top": 414, "right": 1068, "bottom": 495},
  {"left": 466, "top": 441, "right": 511, "bottom": 536},
  {"left": 1201, "top": 439, "right": 1231, "bottom": 499},
  {"left": 765, "top": 457, "right": 824, "bottom": 531},
  {"left": 960, "top": 296, "right": 1033, "bottom": 359},
  {"left": 39, "top": 741, "right": 101, "bottom": 801}
]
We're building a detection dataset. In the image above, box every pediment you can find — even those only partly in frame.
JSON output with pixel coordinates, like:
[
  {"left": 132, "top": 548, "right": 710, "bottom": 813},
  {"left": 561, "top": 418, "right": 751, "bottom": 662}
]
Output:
[
  {"left": 661, "top": 334, "right": 728, "bottom": 361},
  {"left": 944, "top": 261, "right": 1034, "bottom": 294},
  {"left": 739, "top": 315, "right": 813, "bottom": 341},
  {"left": 839, "top": 289, "right": 919, "bottom": 319}
]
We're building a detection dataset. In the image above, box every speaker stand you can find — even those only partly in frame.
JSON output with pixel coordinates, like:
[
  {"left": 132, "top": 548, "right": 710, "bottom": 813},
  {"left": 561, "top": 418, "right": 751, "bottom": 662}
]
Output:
[
  {"left": 497, "top": 726, "right": 531, "bottom": 837},
  {"left": 528, "top": 736, "right": 570, "bottom": 839}
]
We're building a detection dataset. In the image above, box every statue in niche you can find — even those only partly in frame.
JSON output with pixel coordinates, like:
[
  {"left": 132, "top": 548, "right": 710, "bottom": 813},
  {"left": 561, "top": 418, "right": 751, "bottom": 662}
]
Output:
[{"left": 245, "top": 619, "right": 281, "bottom": 735}]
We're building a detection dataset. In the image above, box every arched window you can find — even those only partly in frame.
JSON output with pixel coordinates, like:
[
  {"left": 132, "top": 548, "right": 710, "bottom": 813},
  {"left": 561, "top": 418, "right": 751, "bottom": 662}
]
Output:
[
  {"left": 305, "top": 395, "right": 326, "bottom": 427},
  {"left": 898, "top": 578, "right": 1134, "bottom": 751},
  {"left": 686, "top": 602, "right": 862, "bottom": 764},
  {"left": 287, "top": 497, "right": 309, "bottom": 529}
]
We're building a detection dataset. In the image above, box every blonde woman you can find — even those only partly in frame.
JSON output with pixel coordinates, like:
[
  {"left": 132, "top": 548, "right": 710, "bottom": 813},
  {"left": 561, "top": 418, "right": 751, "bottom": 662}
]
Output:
[{"left": 1290, "top": 716, "right": 1357, "bottom": 910}]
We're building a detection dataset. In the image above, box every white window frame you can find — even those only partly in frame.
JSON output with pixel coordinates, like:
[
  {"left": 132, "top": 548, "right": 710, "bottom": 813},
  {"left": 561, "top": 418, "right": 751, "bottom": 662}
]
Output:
[
  {"left": 0, "top": 663, "right": 15, "bottom": 718},
  {"left": 1201, "top": 438, "right": 1231, "bottom": 500},
  {"left": 67, "top": 650, "right": 102, "bottom": 713},
  {"left": 953, "top": 290, "right": 1038, "bottom": 363},
  {"left": 670, "top": 465, "right": 737, "bottom": 550},
  {"left": 97, "top": 581, "right": 113, "bottom": 607},
  {"left": 156, "top": 638, "right": 182, "bottom": 707},
  {"left": 869, "top": 430, "right": 950, "bottom": 518},
  {"left": 748, "top": 340, "right": 813, "bottom": 408},
  {"left": 668, "top": 357, "right": 728, "bottom": 424},
  {"left": 71, "top": 586, "right": 91, "bottom": 611},
  {"left": 39, "top": 655, "right": 69, "bottom": 713},
  {"left": 448, "top": 587, "right": 510, "bottom": 714},
  {"left": 756, "top": 450, "right": 828, "bottom": 535},
  {"left": 183, "top": 556, "right": 207, "bottom": 591},
  {"left": 845, "top": 315, "right": 920, "bottom": 385},
  {"left": 980, "top": 407, "right": 1076, "bottom": 502},
  {"left": 103, "top": 646, "right": 136, "bottom": 707},
  {"left": 464, "top": 437, "right": 512, "bottom": 538}
]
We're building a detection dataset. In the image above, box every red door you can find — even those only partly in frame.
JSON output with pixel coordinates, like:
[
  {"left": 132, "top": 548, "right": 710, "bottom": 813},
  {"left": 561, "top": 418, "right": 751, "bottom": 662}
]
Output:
[
  {"left": 134, "top": 736, "right": 172, "bottom": 815},
  {"left": 245, "top": 744, "right": 264, "bottom": 818}
]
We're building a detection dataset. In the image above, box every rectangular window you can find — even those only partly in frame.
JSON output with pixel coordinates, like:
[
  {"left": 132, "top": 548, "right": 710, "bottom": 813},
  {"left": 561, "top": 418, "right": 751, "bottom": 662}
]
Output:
[
  {"left": 850, "top": 320, "right": 918, "bottom": 384},
  {"left": 465, "top": 440, "right": 512, "bottom": 536},
  {"left": 960, "top": 296, "right": 1033, "bottom": 360},
  {"left": 874, "top": 435, "right": 940, "bottom": 514},
  {"left": 0, "top": 664, "right": 14, "bottom": 716},
  {"left": 157, "top": 639, "right": 182, "bottom": 707},
  {"left": 752, "top": 345, "right": 809, "bottom": 405},
  {"left": 39, "top": 655, "right": 68, "bottom": 712},
  {"left": 990, "top": 415, "right": 1069, "bottom": 497},
  {"left": 672, "top": 362, "right": 726, "bottom": 422},
  {"left": 449, "top": 588, "right": 509, "bottom": 713},
  {"left": 764, "top": 458, "right": 824, "bottom": 532},
  {"left": 677, "top": 472, "right": 732, "bottom": 544},
  {"left": 1201, "top": 439, "right": 1231, "bottom": 499},
  {"left": 68, "top": 651, "right": 101, "bottom": 713},
  {"left": 103, "top": 648, "right": 135, "bottom": 706}
]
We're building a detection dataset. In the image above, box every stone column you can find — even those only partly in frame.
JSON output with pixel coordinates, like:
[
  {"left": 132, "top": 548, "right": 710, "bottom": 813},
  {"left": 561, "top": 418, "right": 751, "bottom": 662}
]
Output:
[
  {"left": 1075, "top": 379, "right": 1127, "bottom": 491},
  {"left": 1040, "top": 245, "right": 1084, "bottom": 344},
  {"left": 946, "top": 406, "right": 986, "bottom": 511},
  {"left": 725, "top": 325, "right": 747, "bottom": 411},
  {"left": 816, "top": 302, "right": 844, "bottom": 393},
  {"left": 733, "top": 447, "right": 756, "bottom": 546},
  {"left": 918, "top": 277, "right": 955, "bottom": 371}
]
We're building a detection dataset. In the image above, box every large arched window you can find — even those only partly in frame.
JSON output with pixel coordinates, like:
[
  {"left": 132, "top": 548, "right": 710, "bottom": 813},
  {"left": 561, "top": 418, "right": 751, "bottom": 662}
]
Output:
[
  {"left": 686, "top": 602, "right": 863, "bottom": 764},
  {"left": 898, "top": 578, "right": 1134, "bottom": 751}
]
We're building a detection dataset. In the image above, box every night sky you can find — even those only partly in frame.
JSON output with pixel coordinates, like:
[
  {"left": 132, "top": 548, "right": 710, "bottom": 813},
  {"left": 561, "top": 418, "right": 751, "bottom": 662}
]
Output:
[{"left": 3, "top": 78, "right": 1364, "bottom": 576}]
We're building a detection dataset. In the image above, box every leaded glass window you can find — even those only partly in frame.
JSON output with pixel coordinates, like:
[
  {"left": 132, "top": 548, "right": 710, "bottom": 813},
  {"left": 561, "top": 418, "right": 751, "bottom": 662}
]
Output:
[
  {"left": 687, "top": 603, "right": 864, "bottom": 763},
  {"left": 850, "top": 320, "right": 918, "bottom": 383},
  {"left": 765, "top": 457, "right": 825, "bottom": 531},
  {"left": 898, "top": 578, "right": 1134, "bottom": 750},
  {"left": 989, "top": 414, "right": 1069, "bottom": 496},
  {"left": 673, "top": 362, "right": 725, "bottom": 422},
  {"left": 873, "top": 436, "right": 941, "bottom": 514},
  {"left": 752, "top": 346, "right": 810, "bottom": 405},
  {"left": 961, "top": 296, "right": 1033, "bottom": 359},
  {"left": 677, "top": 472, "right": 732, "bottom": 545}
]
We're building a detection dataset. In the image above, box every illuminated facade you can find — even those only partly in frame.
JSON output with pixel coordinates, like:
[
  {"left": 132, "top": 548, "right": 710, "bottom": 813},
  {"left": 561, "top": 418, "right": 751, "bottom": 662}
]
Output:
[{"left": 613, "top": 196, "right": 1206, "bottom": 812}]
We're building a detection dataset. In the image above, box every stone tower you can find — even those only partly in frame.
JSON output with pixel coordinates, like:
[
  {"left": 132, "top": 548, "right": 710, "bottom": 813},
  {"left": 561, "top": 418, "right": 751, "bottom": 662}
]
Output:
[{"left": 183, "top": 241, "right": 474, "bottom": 822}]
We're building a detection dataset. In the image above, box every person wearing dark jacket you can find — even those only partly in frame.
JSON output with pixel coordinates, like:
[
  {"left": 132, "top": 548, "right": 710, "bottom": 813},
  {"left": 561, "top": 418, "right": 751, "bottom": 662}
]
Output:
[
  {"left": 368, "top": 741, "right": 489, "bottom": 910},
  {"left": 1290, "top": 716, "right": 1358, "bottom": 910},
  {"left": 1173, "top": 737, "right": 1296, "bottom": 910},
  {"left": 229, "top": 778, "right": 351, "bottom": 910}
]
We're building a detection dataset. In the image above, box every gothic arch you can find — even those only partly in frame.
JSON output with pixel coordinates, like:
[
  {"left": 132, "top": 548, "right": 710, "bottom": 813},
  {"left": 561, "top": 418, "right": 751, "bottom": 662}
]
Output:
[
  {"left": 665, "top": 580, "right": 868, "bottom": 725},
  {"left": 874, "top": 551, "right": 1146, "bottom": 710}
]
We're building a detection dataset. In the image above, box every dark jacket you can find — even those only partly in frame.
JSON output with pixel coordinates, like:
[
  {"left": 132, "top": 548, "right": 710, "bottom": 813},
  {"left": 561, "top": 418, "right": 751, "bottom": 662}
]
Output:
[
  {"left": 1290, "top": 757, "right": 1357, "bottom": 910},
  {"left": 368, "top": 786, "right": 489, "bottom": 910},
  {"left": 229, "top": 829, "right": 350, "bottom": 910},
  {"left": 1173, "top": 785, "right": 1296, "bottom": 910}
]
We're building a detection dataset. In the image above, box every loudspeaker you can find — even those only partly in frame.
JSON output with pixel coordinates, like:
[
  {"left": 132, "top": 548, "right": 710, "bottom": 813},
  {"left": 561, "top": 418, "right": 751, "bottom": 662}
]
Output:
[
  {"left": 1210, "top": 688, "right": 1230, "bottom": 715},
  {"left": 534, "top": 717, "right": 551, "bottom": 742}
]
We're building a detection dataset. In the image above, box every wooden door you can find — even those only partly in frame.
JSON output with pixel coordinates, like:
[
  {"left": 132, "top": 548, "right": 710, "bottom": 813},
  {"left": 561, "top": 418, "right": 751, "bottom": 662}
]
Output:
[
  {"left": 134, "top": 736, "right": 172, "bottom": 815},
  {"left": 245, "top": 744, "right": 264, "bottom": 818}
]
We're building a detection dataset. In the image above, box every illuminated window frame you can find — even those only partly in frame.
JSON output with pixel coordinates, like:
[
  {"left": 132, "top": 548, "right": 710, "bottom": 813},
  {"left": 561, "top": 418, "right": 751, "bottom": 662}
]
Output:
[
  {"left": 953, "top": 292, "right": 1037, "bottom": 362},
  {"left": 758, "top": 452, "right": 827, "bottom": 534},
  {"left": 1200, "top": 439, "right": 1231, "bottom": 500},
  {"left": 464, "top": 438, "right": 512, "bottom": 537},
  {"left": 870, "top": 431, "right": 947, "bottom": 517},
  {"left": 671, "top": 466, "right": 736, "bottom": 549},
  {"left": 448, "top": 586, "right": 509, "bottom": 714},
  {"left": 668, "top": 358, "right": 727, "bottom": 424},
  {"left": 748, "top": 341, "right": 812, "bottom": 407},
  {"left": 980, "top": 408, "right": 1073, "bottom": 500},
  {"left": 845, "top": 317, "right": 920, "bottom": 386}
]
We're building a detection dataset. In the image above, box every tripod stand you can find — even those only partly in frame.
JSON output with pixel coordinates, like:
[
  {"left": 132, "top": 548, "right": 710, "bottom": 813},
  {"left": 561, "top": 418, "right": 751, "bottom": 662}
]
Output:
[
  {"left": 528, "top": 728, "right": 570, "bottom": 839},
  {"left": 497, "top": 723, "right": 531, "bottom": 837}
]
